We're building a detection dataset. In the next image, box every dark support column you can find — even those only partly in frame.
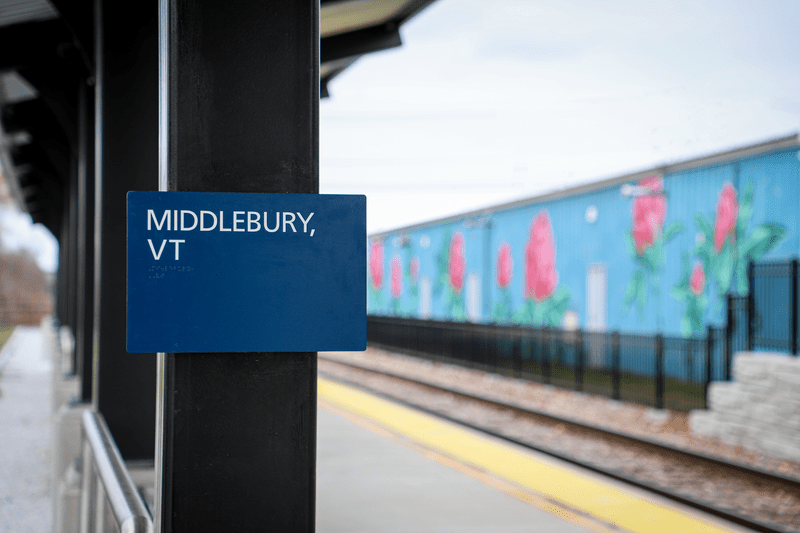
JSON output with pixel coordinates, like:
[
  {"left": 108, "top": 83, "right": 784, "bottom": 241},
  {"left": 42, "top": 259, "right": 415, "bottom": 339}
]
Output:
[
  {"left": 92, "top": 0, "right": 158, "bottom": 458},
  {"left": 56, "top": 220, "right": 68, "bottom": 326},
  {"left": 68, "top": 146, "right": 79, "bottom": 368},
  {"left": 77, "top": 78, "right": 94, "bottom": 402},
  {"left": 156, "top": 1, "right": 318, "bottom": 531}
]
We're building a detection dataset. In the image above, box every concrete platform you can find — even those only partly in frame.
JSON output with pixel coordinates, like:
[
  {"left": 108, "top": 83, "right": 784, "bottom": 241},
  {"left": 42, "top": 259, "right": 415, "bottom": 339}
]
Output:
[
  {"left": 0, "top": 326, "right": 54, "bottom": 533},
  {"left": 317, "top": 406, "right": 592, "bottom": 533}
]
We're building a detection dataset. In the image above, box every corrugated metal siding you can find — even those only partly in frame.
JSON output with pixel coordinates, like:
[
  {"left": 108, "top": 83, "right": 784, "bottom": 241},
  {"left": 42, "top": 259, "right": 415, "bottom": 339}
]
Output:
[{"left": 368, "top": 145, "right": 800, "bottom": 337}]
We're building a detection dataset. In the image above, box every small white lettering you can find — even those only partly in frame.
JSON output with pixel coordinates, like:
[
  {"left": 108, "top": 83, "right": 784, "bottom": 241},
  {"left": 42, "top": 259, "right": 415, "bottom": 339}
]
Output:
[
  {"left": 169, "top": 239, "right": 185, "bottom": 260},
  {"left": 264, "top": 212, "right": 279, "bottom": 233},
  {"left": 219, "top": 211, "right": 231, "bottom": 232},
  {"left": 233, "top": 211, "right": 245, "bottom": 232},
  {"left": 181, "top": 210, "right": 198, "bottom": 231},
  {"left": 283, "top": 212, "right": 297, "bottom": 233},
  {"left": 147, "top": 210, "right": 170, "bottom": 231},
  {"left": 297, "top": 212, "right": 314, "bottom": 233},
  {"left": 247, "top": 211, "right": 261, "bottom": 232},
  {"left": 148, "top": 239, "right": 167, "bottom": 260},
  {"left": 200, "top": 211, "right": 217, "bottom": 231}
]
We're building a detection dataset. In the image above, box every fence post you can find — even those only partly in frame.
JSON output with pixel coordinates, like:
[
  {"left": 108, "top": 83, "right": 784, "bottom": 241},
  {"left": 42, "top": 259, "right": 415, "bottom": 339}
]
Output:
[
  {"left": 725, "top": 293, "right": 733, "bottom": 381},
  {"left": 543, "top": 327, "right": 551, "bottom": 384},
  {"left": 747, "top": 260, "right": 754, "bottom": 352},
  {"left": 792, "top": 259, "right": 798, "bottom": 355},
  {"left": 612, "top": 331, "right": 620, "bottom": 400},
  {"left": 705, "top": 326, "right": 714, "bottom": 409},
  {"left": 655, "top": 333, "right": 664, "bottom": 410}
]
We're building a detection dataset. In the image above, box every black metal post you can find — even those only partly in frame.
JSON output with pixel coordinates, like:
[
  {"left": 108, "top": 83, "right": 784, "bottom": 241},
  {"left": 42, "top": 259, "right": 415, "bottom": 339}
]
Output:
[
  {"left": 705, "top": 326, "right": 713, "bottom": 408},
  {"left": 92, "top": 0, "right": 158, "bottom": 459},
  {"left": 725, "top": 293, "right": 733, "bottom": 381},
  {"left": 612, "top": 331, "right": 620, "bottom": 400},
  {"left": 66, "top": 145, "right": 79, "bottom": 372},
  {"left": 76, "top": 77, "right": 95, "bottom": 403},
  {"left": 156, "top": 1, "right": 318, "bottom": 530},
  {"left": 747, "top": 260, "right": 754, "bottom": 352},
  {"left": 543, "top": 328, "right": 551, "bottom": 384},
  {"left": 655, "top": 333, "right": 664, "bottom": 410},
  {"left": 791, "top": 259, "right": 798, "bottom": 355}
]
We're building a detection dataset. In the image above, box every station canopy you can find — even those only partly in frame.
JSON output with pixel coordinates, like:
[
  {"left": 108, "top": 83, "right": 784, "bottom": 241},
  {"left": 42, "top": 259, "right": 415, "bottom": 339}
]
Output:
[{"left": 0, "top": 0, "right": 436, "bottom": 238}]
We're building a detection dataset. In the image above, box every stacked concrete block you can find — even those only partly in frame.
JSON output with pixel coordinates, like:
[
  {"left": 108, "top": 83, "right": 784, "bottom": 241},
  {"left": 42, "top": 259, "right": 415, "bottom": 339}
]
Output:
[{"left": 689, "top": 352, "right": 800, "bottom": 463}]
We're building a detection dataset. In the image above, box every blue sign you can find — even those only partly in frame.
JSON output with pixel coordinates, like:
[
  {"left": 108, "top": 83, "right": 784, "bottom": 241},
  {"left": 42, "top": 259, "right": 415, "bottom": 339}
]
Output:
[{"left": 127, "top": 191, "right": 366, "bottom": 353}]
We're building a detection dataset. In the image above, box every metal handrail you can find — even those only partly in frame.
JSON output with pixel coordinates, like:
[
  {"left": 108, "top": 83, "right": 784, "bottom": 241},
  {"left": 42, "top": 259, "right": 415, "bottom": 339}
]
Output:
[{"left": 79, "top": 409, "right": 153, "bottom": 533}]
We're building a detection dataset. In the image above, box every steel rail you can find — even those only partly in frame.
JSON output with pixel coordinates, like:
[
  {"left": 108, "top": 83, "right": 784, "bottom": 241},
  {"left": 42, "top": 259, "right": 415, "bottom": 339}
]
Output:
[
  {"left": 319, "top": 356, "right": 800, "bottom": 533},
  {"left": 81, "top": 410, "right": 153, "bottom": 533}
]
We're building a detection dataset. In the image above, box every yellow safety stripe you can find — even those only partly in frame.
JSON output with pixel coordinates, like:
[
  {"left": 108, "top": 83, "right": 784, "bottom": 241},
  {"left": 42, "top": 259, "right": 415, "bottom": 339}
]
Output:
[{"left": 319, "top": 378, "right": 733, "bottom": 533}]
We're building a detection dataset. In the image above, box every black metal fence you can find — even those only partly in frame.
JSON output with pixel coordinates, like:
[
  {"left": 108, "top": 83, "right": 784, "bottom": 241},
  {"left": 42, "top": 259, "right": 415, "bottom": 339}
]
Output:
[
  {"left": 748, "top": 259, "right": 799, "bottom": 354},
  {"left": 367, "top": 259, "right": 800, "bottom": 412},
  {"left": 367, "top": 316, "right": 726, "bottom": 411}
]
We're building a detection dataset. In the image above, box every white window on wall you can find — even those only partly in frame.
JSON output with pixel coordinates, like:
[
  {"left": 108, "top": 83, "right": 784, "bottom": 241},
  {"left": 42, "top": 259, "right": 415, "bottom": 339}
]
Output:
[
  {"left": 419, "top": 275, "right": 431, "bottom": 319},
  {"left": 587, "top": 264, "right": 607, "bottom": 332},
  {"left": 467, "top": 272, "right": 481, "bottom": 322},
  {"left": 587, "top": 264, "right": 607, "bottom": 368}
]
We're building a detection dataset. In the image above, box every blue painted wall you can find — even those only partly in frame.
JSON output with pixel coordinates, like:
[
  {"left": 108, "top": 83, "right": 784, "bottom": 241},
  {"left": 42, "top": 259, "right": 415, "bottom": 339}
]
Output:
[{"left": 368, "top": 144, "right": 800, "bottom": 337}]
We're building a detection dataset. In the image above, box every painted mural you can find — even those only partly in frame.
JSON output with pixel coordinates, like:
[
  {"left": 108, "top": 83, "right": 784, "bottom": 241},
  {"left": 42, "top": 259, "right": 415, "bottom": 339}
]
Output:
[
  {"left": 623, "top": 175, "right": 684, "bottom": 328},
  {"left": 511, "top": 210, "right": 571, "bottom": 327},
  {"left": 672, "top": 180, "right": 786, "bottom": 335},
  {"left": 493, "top": 242, "right": 513, "bottom": 321},
  {"left": 367, "top": 142, "right": 799, "bottom": 338}
]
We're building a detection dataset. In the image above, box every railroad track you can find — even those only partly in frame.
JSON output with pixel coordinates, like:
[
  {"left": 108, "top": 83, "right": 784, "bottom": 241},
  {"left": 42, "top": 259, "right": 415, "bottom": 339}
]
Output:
[{"left": 319, "top": 355, "right": 800, "bottom": 533}]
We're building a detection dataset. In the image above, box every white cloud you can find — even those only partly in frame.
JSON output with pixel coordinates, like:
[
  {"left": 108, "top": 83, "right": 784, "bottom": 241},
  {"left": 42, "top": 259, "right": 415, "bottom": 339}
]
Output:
[{"left": 321, "top": 0, "right": 800, "bottom": 235}]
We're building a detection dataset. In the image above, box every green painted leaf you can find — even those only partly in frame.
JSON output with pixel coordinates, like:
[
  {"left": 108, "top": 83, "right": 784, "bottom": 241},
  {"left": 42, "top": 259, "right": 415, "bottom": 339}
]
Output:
[
  {"left": 623, "top": 270, "right": 644, "bottom": 310},
  {"left": 735, "top": 257, "right": 748, "bottom": 295},
  {"left": 637, "top": 274, "right": 647, "bottom": 314},
  {"left": 671, "top": 287, "right": 689, "bottom": 302},
  {"left": 551, "top": 293, "right": 570, "bottom": 316},
  {"left": 736, "top": 181, "right": 755, "bottom": 236},
  {"left": 695, "top": 213, "right": 712, "bottom": 238},
  {"left": 626, "top": 233, "right": 637, "bottom": 257},
  {"left": 663, "top": 221, "right": 684, "bottom": 242},
  {"left": 643, "top": 238, "right": 661, "bottom": 272},
  {"left": 532, "top": 300, "right": 546, "bottom": 325},
  {"left": 694, "top": 240, "right": 712, "bottom": 265},
  {"left": 714, "top": 240, "right": 733, "bottom": 295},
  {"left": 741, "top": 222, "right": 787, "bottom": 261},
  {"left": 549, "top": 286, "right": 571, "bottom": 308},
  {"left": 681, "top": 317, "right": 692, "bottom": 337}
]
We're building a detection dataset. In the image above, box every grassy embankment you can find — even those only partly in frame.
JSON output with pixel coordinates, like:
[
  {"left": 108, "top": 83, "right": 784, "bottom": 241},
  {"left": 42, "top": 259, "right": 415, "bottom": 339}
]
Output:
[{"left": 0, "top": 327, "right": 14, "bottom": 351}]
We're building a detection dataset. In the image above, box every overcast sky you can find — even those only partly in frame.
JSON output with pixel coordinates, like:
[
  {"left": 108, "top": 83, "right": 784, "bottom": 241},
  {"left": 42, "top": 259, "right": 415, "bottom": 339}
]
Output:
[
  {"left": 320, "top": 0, "right": 800, "bottom": 235},
  {"left": 2, "top": 0, "right": 800, "bottom": 271}
]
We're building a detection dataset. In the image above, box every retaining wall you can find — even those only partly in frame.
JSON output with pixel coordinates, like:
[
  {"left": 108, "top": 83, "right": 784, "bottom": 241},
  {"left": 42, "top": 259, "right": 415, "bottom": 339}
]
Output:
[{"left": 689, "top": 352, "right": 800, "bottom": 463}]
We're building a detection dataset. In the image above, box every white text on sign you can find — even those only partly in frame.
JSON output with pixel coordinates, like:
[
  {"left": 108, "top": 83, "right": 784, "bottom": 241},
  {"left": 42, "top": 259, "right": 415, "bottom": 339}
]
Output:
[{"left": 146, "top": 209, "right": 316, "bottom": 260}]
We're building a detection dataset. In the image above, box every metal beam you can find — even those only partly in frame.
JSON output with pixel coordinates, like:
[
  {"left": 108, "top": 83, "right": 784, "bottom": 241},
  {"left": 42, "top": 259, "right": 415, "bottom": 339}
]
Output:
[{"left": 155, "top": 0, "right": 319, "bottom": 530}]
